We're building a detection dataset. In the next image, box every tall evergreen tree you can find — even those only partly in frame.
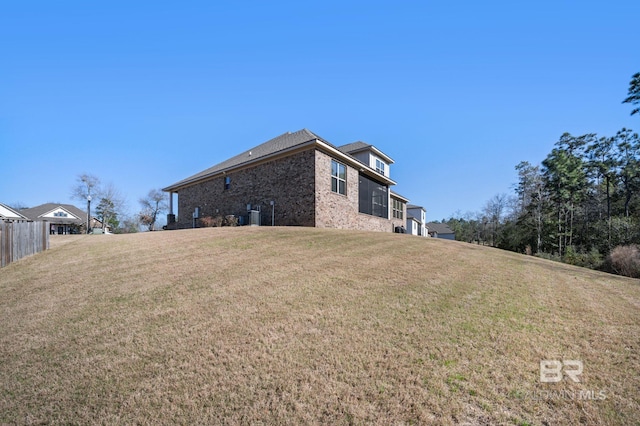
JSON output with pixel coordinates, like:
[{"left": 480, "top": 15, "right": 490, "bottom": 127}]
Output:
[{"left": 623, "top": 72, "right": 640, "bottom": 116}]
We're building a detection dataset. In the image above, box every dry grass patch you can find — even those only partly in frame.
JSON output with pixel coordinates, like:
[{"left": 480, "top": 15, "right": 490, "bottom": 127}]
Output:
[{"left": 1, "top": 227, "right": 639, "bottom": 425}]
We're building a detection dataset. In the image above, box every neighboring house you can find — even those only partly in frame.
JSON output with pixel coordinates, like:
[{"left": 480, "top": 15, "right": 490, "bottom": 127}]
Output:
[
  {"left": 390, "top": 191, "right": 409, "bottom": 233},
  {"left": 427, "top": 222, "right": 456, "bottom": 240},
  {"left": 406, "top": 216, "right": 421, "bottom": 236},
  {"left": 0, "top": 203, "right": 28, "bottom": 220},
  {"left": 406, "top": 204, "right": 427, "bottom": 237},
  {"left": 19, "top": 203, "right": 103, "bottom": 234},
  {"left": 163, "top": 129, "right": 410, "bottom": 232}
]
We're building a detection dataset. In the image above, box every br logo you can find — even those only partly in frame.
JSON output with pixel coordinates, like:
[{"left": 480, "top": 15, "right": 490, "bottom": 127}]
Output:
[{"left": 540, "top": 360, "right": 583, "bottom": 383}]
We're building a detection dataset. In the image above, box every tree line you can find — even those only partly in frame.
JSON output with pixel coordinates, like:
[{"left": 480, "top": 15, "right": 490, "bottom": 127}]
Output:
[{"left": 444, "top": 72, "right": 640, "bottom": 275}]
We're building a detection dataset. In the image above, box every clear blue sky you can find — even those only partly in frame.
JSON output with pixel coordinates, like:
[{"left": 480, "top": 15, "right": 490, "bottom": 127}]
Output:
[{"left": 1, "top": 1, "right": 638, "bottom": 222}]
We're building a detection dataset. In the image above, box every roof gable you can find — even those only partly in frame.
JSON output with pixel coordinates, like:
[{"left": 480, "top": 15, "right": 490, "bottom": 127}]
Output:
[
  {"left": 338, "top": 141, "right": 394, "bottom": 164},
  {"left": 0, "top": 203, "right": 28, "bottom": 220},
  {"left": 20, "top": 203, "right": 86, "bottom": 223},
  {"left": 39, "top": 206, "right": 81, "bottom": 220}
]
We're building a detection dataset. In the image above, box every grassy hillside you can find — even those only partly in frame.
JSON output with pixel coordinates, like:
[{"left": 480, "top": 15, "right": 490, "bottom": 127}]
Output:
[{"left": 1, "top": 227, "right": 638, "bottom": 425}]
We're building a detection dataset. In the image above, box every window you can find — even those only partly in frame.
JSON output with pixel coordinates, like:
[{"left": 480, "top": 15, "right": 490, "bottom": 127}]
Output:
[
  {"left": 392, "top": 199, "right": 404, "bottom": 219},
  {"left": 375, "top": 159, "right": 386, "bottom": 175},
  {"left": 358, "top": 173, "right": 388, "bottom": 218},
  {"left": 331, "top": 160, "right": 346, "bottom": 195},
  {"left": 224, "top": 176, "right": 231, "bottom": 190}
]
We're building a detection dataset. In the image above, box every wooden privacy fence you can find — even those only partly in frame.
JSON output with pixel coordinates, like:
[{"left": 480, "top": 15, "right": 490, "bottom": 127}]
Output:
[{"left": 1, "top": 220, "right": 49, "bottom": 268}]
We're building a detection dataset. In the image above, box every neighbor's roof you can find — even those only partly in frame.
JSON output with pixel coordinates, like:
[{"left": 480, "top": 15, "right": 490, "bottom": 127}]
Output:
[
  {"left": 338, "top": 141, "right": 395, "bottom": 164},
  {"left": 20, "top": 203, "right": 86, "bottom": 224},
  {"left": 426, "top": 222, "right": 455, "bottom": 235},
  {"left": 164, "top": 128, "right": 396, "bottom": 191},
  {"left": 407, "top": 204, "right": 425, "bottom": 211},
  {"left": 0, "top": 203, "right": 28, "bottom": 220}
]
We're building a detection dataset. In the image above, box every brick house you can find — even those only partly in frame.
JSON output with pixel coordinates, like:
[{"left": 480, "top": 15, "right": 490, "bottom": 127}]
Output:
[{"left": 162, "top": 129, "right": 410, "bottom": 232}]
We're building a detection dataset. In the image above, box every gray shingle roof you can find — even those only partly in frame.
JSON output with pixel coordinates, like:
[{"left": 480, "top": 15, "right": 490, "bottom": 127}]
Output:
[
  {"left": 163, "top": 129, "right": 327, "bottom": 191},
  {"left": 426, "top": 222, "right": 455, "bottom": 235},
  {"left": 20, "top": 203, "right": 86, "bottom": 224},
  {"left": 338, "top": 141, "right": 372, "bottom": 154}
]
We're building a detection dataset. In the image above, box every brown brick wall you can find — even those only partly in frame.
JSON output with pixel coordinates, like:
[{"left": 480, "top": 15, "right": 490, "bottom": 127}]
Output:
[
  {"left": 315, "top": 150, "right": 399, "bottom": 232},
  {"left": 176, "top": 149, "right": 316, "bottom": 228}
]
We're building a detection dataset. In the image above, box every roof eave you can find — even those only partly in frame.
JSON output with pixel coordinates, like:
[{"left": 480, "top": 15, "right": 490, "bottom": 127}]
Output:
[{"left": 163, "top": 139, "right": 319, "bottom": 192}]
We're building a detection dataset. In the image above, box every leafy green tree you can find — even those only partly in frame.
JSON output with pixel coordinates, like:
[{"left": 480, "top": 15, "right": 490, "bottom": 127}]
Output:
[
  {"left": 586, "top": 136, "right": 616, "bottom": 221},
  {"left": 623, "top": 72, "right": 640, "bottom": 116},
  {"left": 95, "top": 198, "right": 119, "bottom": 231},
  {"left": 542, "top": 136, "right": 588, "bottom": 255},
  {"left": 614, "top": 128, "right": 640, "bottom": 218}
]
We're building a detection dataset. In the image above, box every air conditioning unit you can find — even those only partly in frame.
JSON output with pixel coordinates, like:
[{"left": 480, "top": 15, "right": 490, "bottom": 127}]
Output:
[{"left": 250, "top": 210, "right": 261, "bottom": 226}]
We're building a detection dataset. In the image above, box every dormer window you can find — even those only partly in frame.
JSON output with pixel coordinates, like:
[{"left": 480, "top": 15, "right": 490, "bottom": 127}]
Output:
[{"left": 375, "top": 159, "right": 385, "bottom": 175}]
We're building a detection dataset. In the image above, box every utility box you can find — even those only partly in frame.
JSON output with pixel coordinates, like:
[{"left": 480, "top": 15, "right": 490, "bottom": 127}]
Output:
[{"left": 250, "top": 210, "right": 261, "bottom": 226}]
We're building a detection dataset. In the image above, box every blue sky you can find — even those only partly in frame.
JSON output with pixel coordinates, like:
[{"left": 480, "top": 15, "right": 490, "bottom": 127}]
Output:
[{"left": 1, "top": 1, "right": 638, "bottom": 222}]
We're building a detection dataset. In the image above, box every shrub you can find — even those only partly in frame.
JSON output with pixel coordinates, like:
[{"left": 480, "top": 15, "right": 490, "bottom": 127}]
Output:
[
  {"left": 200, "top": 216, "right": 223, "bottom": 227},
  {"left": 605, "top": 245, "right": 640, "bottom": 278},
  {"left": 223, "top": 215, "right": 238, "bottom": 227},
  {"left": 199, "top": 215, "right": 239, "bottom": 227},
  {"left": 563, "top": 246, "right": 603, "bottom": 270}
]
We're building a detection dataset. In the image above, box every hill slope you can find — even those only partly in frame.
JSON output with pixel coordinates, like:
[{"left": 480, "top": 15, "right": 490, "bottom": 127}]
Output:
[{"left": 1, "top": 227, "right": 639, "bottom": 425}]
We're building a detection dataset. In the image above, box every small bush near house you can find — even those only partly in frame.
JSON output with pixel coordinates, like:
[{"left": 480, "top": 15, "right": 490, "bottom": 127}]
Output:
[
  {"left": 199, "top": 215, "right": 239, "bottom": 227},
  {"left": 200, "top": 216, "right": 224, "bottom": 227},
  {"left": 605, "top": 244, "right": 640, "bottom": 278},
  {"left": 223, "top": 215, "right": 238, "bottom": 226}
]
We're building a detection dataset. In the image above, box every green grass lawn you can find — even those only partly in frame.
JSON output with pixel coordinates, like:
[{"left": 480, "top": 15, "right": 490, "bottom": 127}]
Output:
[{"left": 1, "top": 227, "right": 638, "bottom": 425}]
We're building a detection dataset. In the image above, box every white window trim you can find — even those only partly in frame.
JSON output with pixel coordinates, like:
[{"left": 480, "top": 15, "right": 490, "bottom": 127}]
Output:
[{"left": 331, "top": 160, "right": 347, "bottom": 195}]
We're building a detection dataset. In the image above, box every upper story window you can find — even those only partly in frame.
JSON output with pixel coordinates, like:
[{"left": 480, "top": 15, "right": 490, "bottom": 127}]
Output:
[
  {"left": 331, "top": 160, "right": 346, "bottom": 195},
  {"left": 53, "top": 211, "right": 68, "bottom": 217},
  {"left": 224, "top": 176, "right": 231, "bottom": 190},
  {"left": 375, "top": 159, "right": 386, "bottom": 175}
]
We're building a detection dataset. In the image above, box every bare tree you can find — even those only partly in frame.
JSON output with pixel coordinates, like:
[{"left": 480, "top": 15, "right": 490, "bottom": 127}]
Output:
[
  {"left": 139, "top": 189, "right": 168, "bottom": 231},
  {"left": 71, "top": 173, "right": 101, "bottom": 233},
  {"left": 71, "top": 173, "right": 101, "bottom": 201},
  {"left": 483, "top": 193, "right": 509, "bottom": 246}
]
